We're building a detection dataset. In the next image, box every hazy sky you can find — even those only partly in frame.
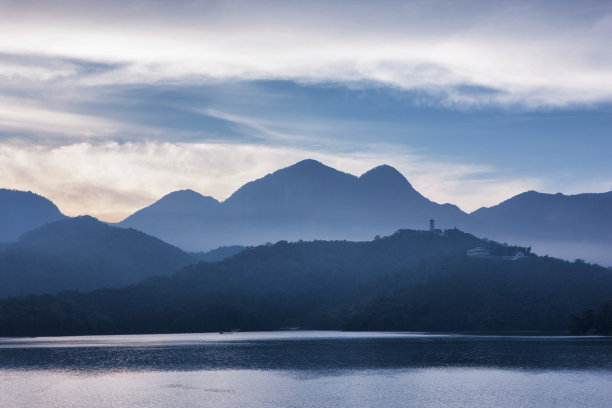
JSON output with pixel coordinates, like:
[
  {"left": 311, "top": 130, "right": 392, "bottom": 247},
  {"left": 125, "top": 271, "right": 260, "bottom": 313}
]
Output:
[{"left": 1, "top": 0, "right": 611, "bottom": 221}]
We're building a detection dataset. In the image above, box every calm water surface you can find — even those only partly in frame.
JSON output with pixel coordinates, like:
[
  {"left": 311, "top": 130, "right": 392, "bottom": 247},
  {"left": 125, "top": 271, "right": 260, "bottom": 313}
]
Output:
[{"left": 1, "top": 331, "right": 611, "bottom": 407}]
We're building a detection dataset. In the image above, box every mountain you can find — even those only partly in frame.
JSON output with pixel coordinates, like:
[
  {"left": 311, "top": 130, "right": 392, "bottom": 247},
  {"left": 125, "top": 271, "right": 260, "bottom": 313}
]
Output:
[
  {"left": 119, "top": 159, "right": 469, "bottom": 251},
  {"left": 120, "top": 189, "right": 221, "bottom": 249},
  {"left": 118, "top": 160, "right": 612, "bottom": 265},
  {"left": 1, "top": 229, "right": 611, "bottom": 337},
  {"left": 470, "top": 191, "right": 612, "bottom": 265},
  {"left": 0, "top": 216, "right": 195, "bottom": 298},
  {"left": 0, "top": 189, "right": 67, "bottom": 242}
]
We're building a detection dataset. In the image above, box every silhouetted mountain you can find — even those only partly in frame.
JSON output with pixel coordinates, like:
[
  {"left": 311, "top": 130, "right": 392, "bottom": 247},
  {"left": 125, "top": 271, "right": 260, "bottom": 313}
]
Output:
[
  {"left": 1, "top": 229, "right": 610, "bottom": 337},
  {"left": 471, "top": 190, "right": 612, "bottom": 265},
  {"left": 0, "top": 216, "right": 195, "bottom": 298},
  {"left": 119, "top": 159, "right": 469, "bottom": 251},
  {"left": 356, "top": 164, "right": 464, "bottom": 226},
  {"left": 223, "top": 159, "right": 358, "bottom": 218},
  {"left": 0, "top": 189, "right": 67, "bottom": 242},
  {"left": 120, "top": 190, "right": 221, "bottom": 248},
  {"left": 117, "top": 160, "right": 612, "bottom": 265}
]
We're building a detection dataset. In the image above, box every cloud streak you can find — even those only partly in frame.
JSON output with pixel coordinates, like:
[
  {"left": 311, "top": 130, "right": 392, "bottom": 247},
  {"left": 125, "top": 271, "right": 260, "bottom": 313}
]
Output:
[
  {"left": 0, "top": 98, "right": 119, "bottom": 137},
  {"left": 1, "top": 0, "right": 611, "bottom": 107}
]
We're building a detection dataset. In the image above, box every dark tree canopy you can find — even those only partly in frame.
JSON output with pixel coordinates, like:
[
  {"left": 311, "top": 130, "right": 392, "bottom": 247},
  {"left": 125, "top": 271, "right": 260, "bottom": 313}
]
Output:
[{"left": 0, "top": 229, "right": 611, "bottom": 337}]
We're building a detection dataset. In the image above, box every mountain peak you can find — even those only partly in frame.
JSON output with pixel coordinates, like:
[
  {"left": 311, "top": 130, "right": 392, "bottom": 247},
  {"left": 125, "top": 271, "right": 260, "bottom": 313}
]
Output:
[
  {"left": 139, "top": 189, "right": 219, "bottom": 214},
  {"left": 158, "top": 189, "right": 218, "bottom": 204},
  {"left": 359, "top": 164, "right": 410, "bottom": 185},
  {"left": 225, "top": 159, "right": 358, "bottom": 206},
  {"left": 19, "top": 215, "right": 106, "bottom": 243},
  {"left": 279, "top": 159, "right": 345, "bottom": 178},
  {"left": 293, "top": 158, "right": 326, "bottom": 168},
  {"left": 70, "top": 215, "right": 99, "bottom": 223},
  {"left": 118, "top": 188, "right": 221, "bottom": 233},
  {"left": 0, "top": 189, "right": 64, "bottom": 213},
  {"left": 359, "top": 165, "right": 418, "bottom": 195},
  {"left": 0, "top": 188, "right": 67, "bottom": 242},
  {"left": 163, "top": 189, "right": 204, "bottom": 198}
]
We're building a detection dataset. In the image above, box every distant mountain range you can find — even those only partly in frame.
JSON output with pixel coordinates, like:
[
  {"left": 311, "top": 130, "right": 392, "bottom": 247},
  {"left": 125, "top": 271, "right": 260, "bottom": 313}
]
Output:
[
  {"left": 1, "top": 229, "right": 610, "bottom": 337},
  {"left": 1, "top": 159, "right": 611, "bottom": 265},
  {"left": 471, "top": 190, "right": 612, "bottom": 241},
  {"left": 469, "top": 190, "right": 612, "bottom": 265},
  {"left": 118, "top": 159, "right": 612, "bottom": 265},
  {"left": 119, "top": 159, "right": 468, "bottom": 250},
  {"left": 2, "top": 164, "right": 610, "bottom": 337}
]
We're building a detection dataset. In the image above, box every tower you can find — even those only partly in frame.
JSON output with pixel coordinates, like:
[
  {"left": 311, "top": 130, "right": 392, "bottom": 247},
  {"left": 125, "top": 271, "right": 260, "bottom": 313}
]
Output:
[{"left": 429, "top": 219, "right": 435, "bottom": 232}]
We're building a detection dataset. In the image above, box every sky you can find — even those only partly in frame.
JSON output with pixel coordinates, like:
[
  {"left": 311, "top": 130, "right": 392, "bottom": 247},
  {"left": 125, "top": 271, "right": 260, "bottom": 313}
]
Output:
[{"left": 0, "top": 0, "right": 611, "bottom": 221}]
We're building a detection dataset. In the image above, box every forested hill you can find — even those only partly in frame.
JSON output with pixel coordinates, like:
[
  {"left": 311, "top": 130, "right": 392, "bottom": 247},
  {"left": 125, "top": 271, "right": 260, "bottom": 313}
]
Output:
[
  {"left": 0, "top": 216, "right": 195, "bottom": 298},
  {"left": 0, "top": 229, "right": 611, "bottom": 337}
]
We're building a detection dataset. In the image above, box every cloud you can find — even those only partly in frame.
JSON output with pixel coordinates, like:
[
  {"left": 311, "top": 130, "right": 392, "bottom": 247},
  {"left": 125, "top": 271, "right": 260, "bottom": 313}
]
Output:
[
  {"left": 0, "top": 97, "right": 119, "bottom": 137},
  {"left": 198, "top": 109, "right": 305, "bottom": 144},
  {"left": 0, "top": 139, "right": 540, "bottom": 221},
  {"left": 0, "top": 0, "right": 607, "bottom": 221},
  {"left": 0, "top": 0, "right": 611, "bottom": 107}
]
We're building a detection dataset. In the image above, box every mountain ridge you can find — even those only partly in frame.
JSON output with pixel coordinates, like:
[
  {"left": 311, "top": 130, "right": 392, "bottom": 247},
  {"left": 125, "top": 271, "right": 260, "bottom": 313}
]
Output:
[
  {"left": 118, "top": 159, "right": 469, "bottom": 251},
  {"left": 0, "top": 216, "right": 195, "bottom": 298},
  {"left": 115, "top": 160, "right": 611, "bottom": 265},
  {"left": 2, "top": 160, "right": 611, "bottom": 265}
]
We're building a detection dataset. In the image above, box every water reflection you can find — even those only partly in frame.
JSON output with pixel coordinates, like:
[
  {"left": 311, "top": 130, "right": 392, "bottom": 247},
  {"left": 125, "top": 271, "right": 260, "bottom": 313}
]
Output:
[
  {"left": 2, "top": 368, "right": 612, "bottom": 408},
  {"left": 0, "top": 331, "right": 611, "bottom": 372}
]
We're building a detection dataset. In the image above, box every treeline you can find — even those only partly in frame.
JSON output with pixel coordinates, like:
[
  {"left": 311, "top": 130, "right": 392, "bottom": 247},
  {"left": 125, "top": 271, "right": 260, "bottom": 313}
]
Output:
[
  {"left": 569, "top": 301, "right": 612, "bottom": 335},
  {"left": 0, "top": 229, "right": 610, "bottom": 337}
]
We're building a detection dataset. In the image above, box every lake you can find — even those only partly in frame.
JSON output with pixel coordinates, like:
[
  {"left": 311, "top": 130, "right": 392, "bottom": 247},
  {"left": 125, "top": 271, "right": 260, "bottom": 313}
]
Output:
[{"left": 1, "top": 331, "right": 611, "bottom": 407}]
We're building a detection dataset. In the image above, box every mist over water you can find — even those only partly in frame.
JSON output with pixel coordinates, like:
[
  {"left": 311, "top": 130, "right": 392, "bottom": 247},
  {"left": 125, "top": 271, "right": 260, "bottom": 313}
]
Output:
[{"left": 2, "top": 332, "right": 612, "bottom": 408}]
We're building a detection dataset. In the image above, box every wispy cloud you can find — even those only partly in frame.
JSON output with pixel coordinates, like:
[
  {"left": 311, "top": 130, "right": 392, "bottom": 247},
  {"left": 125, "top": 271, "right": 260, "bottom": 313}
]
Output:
[
  {"left": 0, "top": 0, "right": 609, "bottom": 221},
  {"left": 0, "top": 98, "right": 119, "bottom": 137},
  {"left": 1, "top": 0, "right": 611, "bottom": 107},
  {"left": 198, "top": 108, "right": 306, "bottom": 144}
]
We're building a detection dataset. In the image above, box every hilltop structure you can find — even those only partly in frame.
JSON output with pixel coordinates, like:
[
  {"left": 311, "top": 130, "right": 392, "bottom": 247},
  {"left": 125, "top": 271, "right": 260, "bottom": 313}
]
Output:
[{"left": 429, "top": 218, "right": 443, "bottom": 235}]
